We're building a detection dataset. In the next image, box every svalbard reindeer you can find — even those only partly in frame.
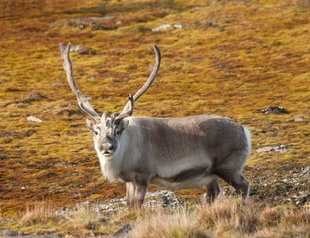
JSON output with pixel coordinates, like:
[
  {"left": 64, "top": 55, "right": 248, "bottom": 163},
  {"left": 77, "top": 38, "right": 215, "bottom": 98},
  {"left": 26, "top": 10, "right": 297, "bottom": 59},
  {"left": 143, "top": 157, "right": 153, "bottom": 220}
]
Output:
[{"left": 59, "top": 43, "right": 251, "bottom": 209}]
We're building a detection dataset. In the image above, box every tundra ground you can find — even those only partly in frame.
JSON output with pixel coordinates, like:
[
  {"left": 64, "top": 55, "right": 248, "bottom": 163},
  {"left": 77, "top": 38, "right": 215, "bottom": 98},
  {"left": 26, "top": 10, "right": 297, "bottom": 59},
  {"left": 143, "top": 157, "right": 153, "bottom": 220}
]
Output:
[{"left": 0, "top": 0, "right": 309, "bottom": 237}]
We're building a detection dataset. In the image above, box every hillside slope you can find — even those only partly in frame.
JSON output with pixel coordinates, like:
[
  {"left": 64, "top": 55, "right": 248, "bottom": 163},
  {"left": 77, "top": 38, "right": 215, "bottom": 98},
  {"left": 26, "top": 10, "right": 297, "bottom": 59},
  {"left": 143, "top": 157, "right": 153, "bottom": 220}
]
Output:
[{"left": 0, "top": 0, "right": 309, "bottom": 236}]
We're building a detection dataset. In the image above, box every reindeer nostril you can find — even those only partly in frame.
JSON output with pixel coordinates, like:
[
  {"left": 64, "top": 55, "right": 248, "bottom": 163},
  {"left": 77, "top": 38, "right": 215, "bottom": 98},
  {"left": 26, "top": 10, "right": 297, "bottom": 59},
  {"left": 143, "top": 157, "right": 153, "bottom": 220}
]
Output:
[{"left": 100, "top": 143, "right": 114, "bottom": 153}]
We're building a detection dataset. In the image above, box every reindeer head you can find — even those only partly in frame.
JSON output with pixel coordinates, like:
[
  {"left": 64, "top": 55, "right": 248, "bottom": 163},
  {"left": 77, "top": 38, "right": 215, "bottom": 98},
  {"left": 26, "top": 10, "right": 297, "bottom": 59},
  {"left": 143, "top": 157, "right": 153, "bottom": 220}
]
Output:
[
  {"left": 85, "top": 104, "right": 132, "bottom": 156},
  {"left": 59, "top": 43, "right": 161, "bottom": 156}
]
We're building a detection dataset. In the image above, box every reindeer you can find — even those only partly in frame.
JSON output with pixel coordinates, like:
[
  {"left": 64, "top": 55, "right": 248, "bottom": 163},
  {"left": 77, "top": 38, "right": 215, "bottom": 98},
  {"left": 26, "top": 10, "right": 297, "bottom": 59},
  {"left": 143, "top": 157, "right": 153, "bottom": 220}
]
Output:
[{"left": 59, "top": 43, "right": 251, "bottom": 208}]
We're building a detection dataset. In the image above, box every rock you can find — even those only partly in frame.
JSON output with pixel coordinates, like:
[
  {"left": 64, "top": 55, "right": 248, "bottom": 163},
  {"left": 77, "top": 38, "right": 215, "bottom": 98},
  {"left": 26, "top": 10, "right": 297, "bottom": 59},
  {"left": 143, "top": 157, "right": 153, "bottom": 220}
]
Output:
[
  {"left": 27, "top": 116, "right": 43, "bottom": 123},
  {"left": 87, "top": 16, "right": 113, "bottom": 21},
  {"left": 253, "top": 129, "right": 266, "bottom": 133},
  {"left": 43, "top": 106, "right": 54, "bottom": 110},
  {"left": 60, "top": 102, "right": 75, "bottom": 107},
  {"left": 90, "top": 23, "right": 117, "bottom": 31},
  {"left": 144, "top": 190, "right": 184, "bottom": 208},
  {"left": 286, "top": 117, "right": 303, "bottom": 123},
  {"left": 56, "top": 190, "right": 184, "bottom": 221},
  {"left": 70, "top": 45, "right": 96, "bottom": 55},
  {"left": 52, "top": 17, "right": 113, "bottom": 28},
  {"left": 88, "top": 76, "right": 95, "bottom": 81},
  {"left": 111, "top": 224, "right": 132, "bottom": 238},
  {"left": 24, "top": 129, "right": 38, "bottom": 137},
  {"left": 261, "top": 106, "right": 289, "bottom": 114},
  {"left": 23, "top": 93, "right": 49, "bottom": 102},
  {"left": 57, "top": 109, "right": 83, "bottom": 116},
  {"left": 152, "top": 24, "right": 171, "bottom": 32},
  {"left": 3, "top": 93, "right": 51, "bottom": 107},
  {"left": 1, "top": 229, "right": 20, "bottom": 236},
  {"left": 152, "top": 23, "right": 182, "bottom": 32},
  {"left": 256, "top": 144, "right": 291, "bottom": 153},
  {"left": 173, "top": 23, "right": 182, "bottom": 29},
  {"left": 52, "top": 83, "right": 64, "bottom": 88}
]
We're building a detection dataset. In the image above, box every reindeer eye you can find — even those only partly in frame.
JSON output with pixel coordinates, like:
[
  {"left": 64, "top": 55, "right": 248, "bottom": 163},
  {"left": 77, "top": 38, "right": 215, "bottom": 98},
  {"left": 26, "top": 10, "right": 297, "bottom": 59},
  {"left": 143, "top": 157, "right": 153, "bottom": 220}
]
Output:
[{"left": 115, "top": 129, "right": 121, "bottom": 136}]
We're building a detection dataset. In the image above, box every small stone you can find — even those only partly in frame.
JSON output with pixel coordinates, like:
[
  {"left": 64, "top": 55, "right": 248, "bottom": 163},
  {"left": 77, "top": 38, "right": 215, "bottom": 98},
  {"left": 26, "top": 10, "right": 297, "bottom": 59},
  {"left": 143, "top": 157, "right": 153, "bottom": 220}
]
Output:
[
  {"left": 27, "top": 116, "right": 43, "bottom": 123},
  {"left": 79, "top": 24, "right": 86, "bottom": 30},
  {"left": 88, "top": 16, "right": 113, "bottom": 21},
  {"left": 287, "top": 117, "right": 303, "bottom": 123},
  {"left": 76, "top": 46, "right": 96, "bottom": 55},
  {"left": 23, "top": 93, "right": 49, "bottom": 102},
  {"left": 115, "top": 21, "right": 122, "bottom": 25},
  {"left": 52, "top": 83, "right": 64, "bottom": 88},
  {"left": 261, "top": 106, "right": 289, "bottom": 114},
  {"left": 173, "top": 23, "right": 182, "bottom": 29},
  {"left": 111, "top": 224, "right": 132, "bottom": 238},
  {"left": 43, "top": 106, "right": 54, "bottom": 110},
  {"left": 152, "top": 24, "right": 171, "bottom": 32},
  {"left": 57, "top": 109, "right": 83, "bottom": 116},
  {"left": 70, "top": 45, "right": 96, "bottom": 55},
  {"left": 1, "top": 229, "right": 19, "bottom": 236},
  {"left": 144, "top": 190, "right": 184, "bottom": 208},
  {"left": 253, "top": 129, "right": 265, "bottom": 133},
  {"left": 256, "top": 145, "right": 290, "bottom": 153}
]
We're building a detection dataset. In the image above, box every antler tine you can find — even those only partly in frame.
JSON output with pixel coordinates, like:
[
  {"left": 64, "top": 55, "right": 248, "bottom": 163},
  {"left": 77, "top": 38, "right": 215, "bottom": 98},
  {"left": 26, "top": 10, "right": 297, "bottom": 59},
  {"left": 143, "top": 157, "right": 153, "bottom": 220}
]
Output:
[
  {"left": 119, "top": 45, "right": 161, "bottom": 118},
  {"left": 59, "top": 43, "right": 100, "bottom": 120},
  {"left": 115, "top": 94, "right": 134, "bottom": 122},
  {"left": 133, "top": 45, "right": 161, "bottom": 102}
]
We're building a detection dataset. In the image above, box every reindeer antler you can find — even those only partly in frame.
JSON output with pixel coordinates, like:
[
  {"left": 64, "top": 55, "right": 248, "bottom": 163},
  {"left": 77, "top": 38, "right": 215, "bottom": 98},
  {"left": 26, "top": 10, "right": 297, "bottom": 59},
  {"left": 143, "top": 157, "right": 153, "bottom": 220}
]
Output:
[
  {"left": 59, "top": 43, "right": 100, "bottom": 120},
  {"left": 116, "top": 45, "right": 161, "bottom": 121}
]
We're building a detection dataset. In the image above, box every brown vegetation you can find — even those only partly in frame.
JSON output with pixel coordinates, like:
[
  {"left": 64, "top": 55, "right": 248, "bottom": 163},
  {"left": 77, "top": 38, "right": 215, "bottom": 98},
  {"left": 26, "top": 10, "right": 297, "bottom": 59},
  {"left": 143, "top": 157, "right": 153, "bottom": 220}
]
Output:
[
  {"left": 0, "top": 0, "right": 309, "bottom": 236},
  {"left": 1, "top": 197, "right": 309, "bottom": 237}
]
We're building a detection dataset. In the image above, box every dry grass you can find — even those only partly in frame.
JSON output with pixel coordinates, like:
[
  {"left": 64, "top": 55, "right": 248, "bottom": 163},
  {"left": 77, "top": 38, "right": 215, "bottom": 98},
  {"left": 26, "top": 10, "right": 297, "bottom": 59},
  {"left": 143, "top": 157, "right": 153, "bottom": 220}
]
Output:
[
  {"left": 132, "top": 208, "right": 205, "bottom": 238},
  {"left": 131, "top": 197, "right": 310, "bottom": 238},
  {"left": 197, "top": 198, "right": 259, "bottom": 235},
  {"left": 65, "top": 204, "right": 103, "bottom": 231},
  {"left": 20, "top": 202, "right": 58, "bottom": 226},
  {"left": 0, "top": 197, "right": 309, "bottom": 237}
]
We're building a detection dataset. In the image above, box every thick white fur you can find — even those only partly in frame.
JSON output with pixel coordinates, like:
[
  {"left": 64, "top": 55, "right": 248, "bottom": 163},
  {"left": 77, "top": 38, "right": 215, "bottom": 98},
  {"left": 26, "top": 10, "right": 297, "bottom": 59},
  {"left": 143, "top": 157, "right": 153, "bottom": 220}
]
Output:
[{"left": 243, "top": 126, "right": 252, "bottom": 156}]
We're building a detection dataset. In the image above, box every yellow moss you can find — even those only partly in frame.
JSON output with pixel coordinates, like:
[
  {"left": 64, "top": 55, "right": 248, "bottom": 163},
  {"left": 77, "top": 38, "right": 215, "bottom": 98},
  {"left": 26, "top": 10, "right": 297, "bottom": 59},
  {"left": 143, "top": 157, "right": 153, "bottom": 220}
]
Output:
[{"left": 0, "top": 2, "right": 309, "bottom": 237}]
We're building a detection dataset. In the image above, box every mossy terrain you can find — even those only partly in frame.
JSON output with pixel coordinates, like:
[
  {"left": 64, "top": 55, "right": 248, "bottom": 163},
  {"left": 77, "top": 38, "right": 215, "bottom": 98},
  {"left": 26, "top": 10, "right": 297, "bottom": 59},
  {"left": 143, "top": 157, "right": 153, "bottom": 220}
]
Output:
[{"left": 0, "top": 0, "right": 309, "bottom": 236}]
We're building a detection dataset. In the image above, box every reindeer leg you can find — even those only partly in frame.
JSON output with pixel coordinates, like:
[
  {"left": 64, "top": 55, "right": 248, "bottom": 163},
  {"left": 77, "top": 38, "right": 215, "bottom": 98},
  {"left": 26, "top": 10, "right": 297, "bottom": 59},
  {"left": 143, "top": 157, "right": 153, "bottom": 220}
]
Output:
[
  {"left": 214, "top": 150, "right": 250, "bottom": 199},
  {"left": 126, "top": 182, "right": 135, "bottom": 209},
  {"left": 215, "top": 168, "right": 250, "bottom": 199},
  {"left": 133, "top": 174, "right": 149, "bottom": 209},
  {"left": 206, "top": 177, "right": 221, "bottom": 203}
]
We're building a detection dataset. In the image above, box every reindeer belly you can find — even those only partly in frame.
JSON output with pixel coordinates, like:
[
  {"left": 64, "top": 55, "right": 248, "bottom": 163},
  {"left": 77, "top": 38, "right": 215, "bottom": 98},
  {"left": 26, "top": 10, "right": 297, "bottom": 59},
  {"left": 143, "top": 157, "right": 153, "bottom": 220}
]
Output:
[
  {"left": 151, "top": 174, "right": 217, "bottom": 190},
  {"left": 150, "top": 163, "right": 217, "bottom": 190}
]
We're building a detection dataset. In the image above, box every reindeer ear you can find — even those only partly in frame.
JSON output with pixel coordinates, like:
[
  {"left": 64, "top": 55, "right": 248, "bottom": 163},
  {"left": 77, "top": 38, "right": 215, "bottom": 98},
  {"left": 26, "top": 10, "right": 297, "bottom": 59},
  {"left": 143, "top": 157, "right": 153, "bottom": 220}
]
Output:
[
  {"left": 85, "top": 118, "right": 96, "bottom": 132},
  {"left": 120, "top": 119, "right": 129, "bottom": 131}
]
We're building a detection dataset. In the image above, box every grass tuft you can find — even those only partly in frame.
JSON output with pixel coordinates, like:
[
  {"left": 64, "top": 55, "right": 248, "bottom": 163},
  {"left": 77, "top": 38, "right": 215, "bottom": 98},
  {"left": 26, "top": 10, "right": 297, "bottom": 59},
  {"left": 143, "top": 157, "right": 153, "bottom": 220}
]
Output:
[
  {"left": 65, "top": 204, "right": 103, "bottom": 231},
  {"left": 20, "top": 202, "right": 59, "bottom": 226},
  {"left": 197, "top": 197, "right": 259, "bottom": 235},
  {"left": 132, "top": 207, "right": 209, "bottom": 238}
]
